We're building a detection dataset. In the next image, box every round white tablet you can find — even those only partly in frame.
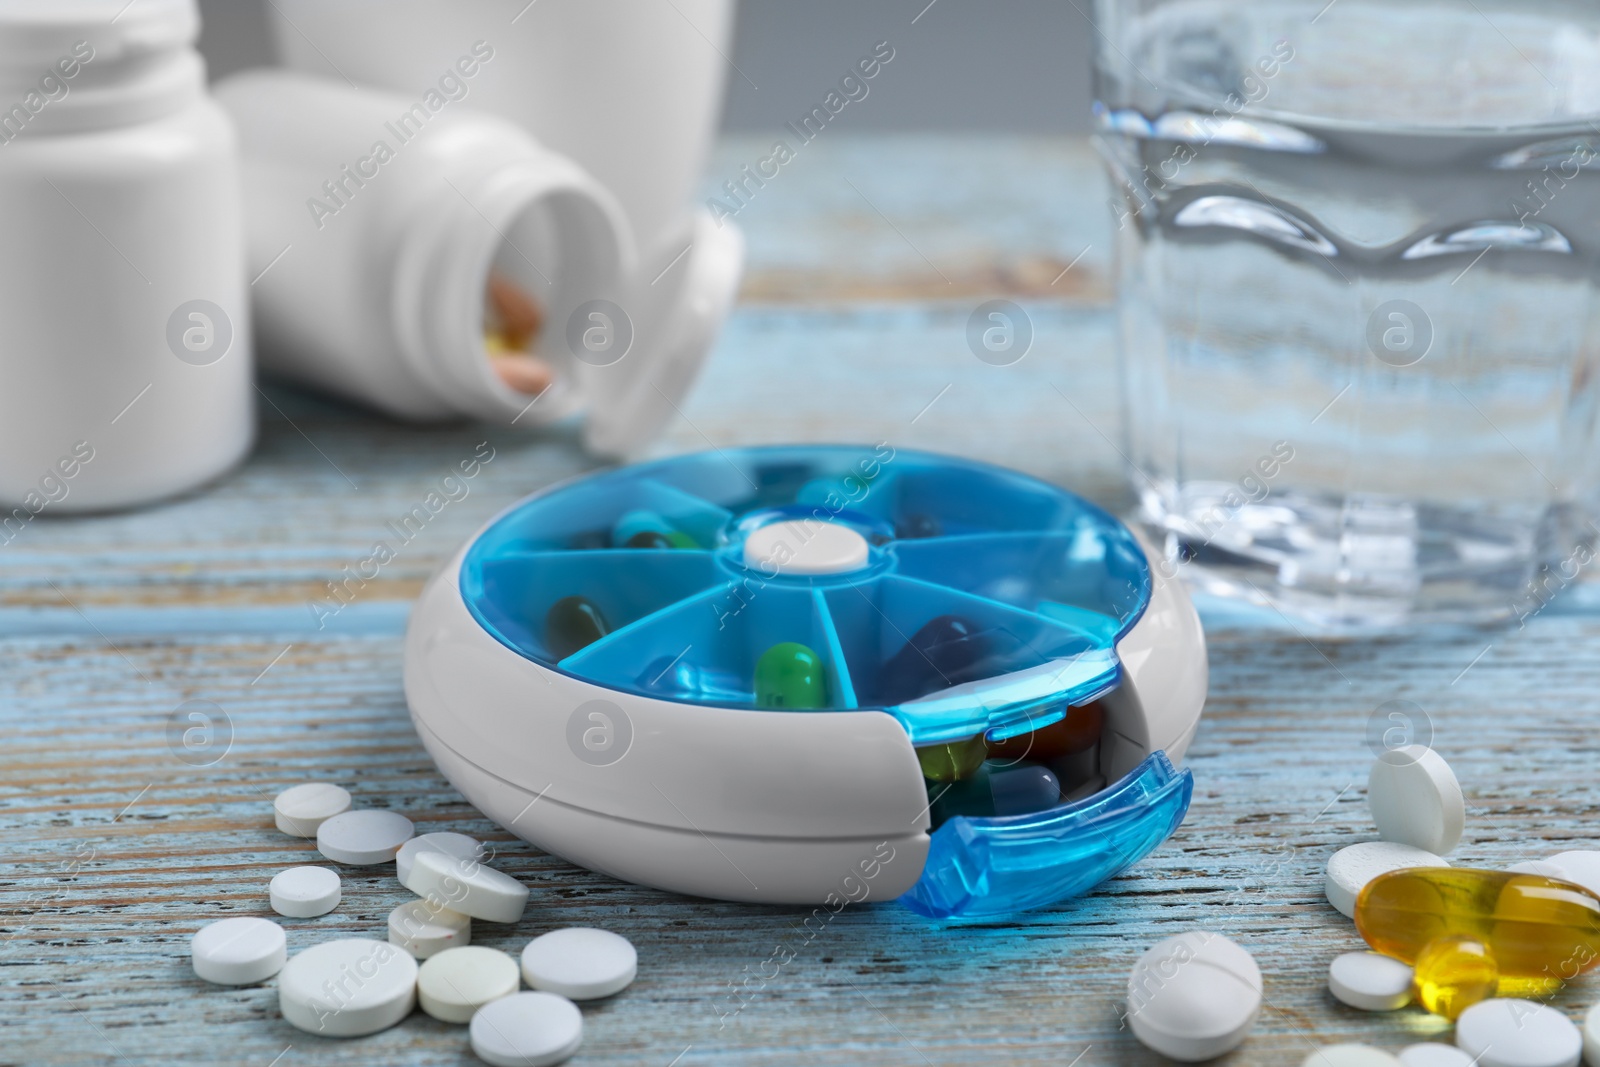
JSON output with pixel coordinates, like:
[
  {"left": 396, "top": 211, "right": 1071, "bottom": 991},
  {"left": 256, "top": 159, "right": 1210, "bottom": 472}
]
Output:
[
  {"left": 1303, "top": 1045, "right": 1403, "bottom": 1066},
  {"left": 396, "top": 831, "right": 483, "bottom": 884},
  {"left": 400, "top": 847, "right": 529, "bottom": 924},
  {"left": 1368, "top": 746, "right": 1465, "bottom": 855},
  {"left": 274, "top": 782, "right": 351, "bottom": 837},
  {"left": 1399, "top": 1044, "right": 1476, "bottom": 1067},
  {"left": 389, "top": 899, "right": 470, "bottom": 959},
  {"left": 1456, "top": 999, "right": 1581, "bottom": 1067},
  {"left": 1582, "top": 1002, "right": 1600, "bottom": 1067},
  {"left": 521, "top": 928, "right": 637, "bottom": 1000},
  {"left": 269, "top": 866, "right": 341, "bottom": 918},
  {"left": 1542, "top": 851, "right": 1600, "bottom": 898},
  {"left": 470, "top": 992, "right": 583, "bottom": 1067},
  {"left": 743, "top": 519, "right": 869, "bottom": 575},
  {"left": 1325, "top": 841, "right": 1450, "bottom": 919},
  {"left": 1509, "top": 860, "right": 1574, "bottom": 880},
  {"left": 278, "top": 938, "right": 419, "bottom": 1037},
  {"left": 1328, "top": 951, "right": 1413, "bottom": 1012},
  {"left": 417, "top": 945, "right": 521, "bottom": 1023},
  {"left": 1126, "top": 931, "right": 1262, "bottom": 1062},
  {"left": 316, "top": 809, "right": 414, "bottom": 866},
  {"left": 191, "top": 917, "right": 287, "bottom": 986}
]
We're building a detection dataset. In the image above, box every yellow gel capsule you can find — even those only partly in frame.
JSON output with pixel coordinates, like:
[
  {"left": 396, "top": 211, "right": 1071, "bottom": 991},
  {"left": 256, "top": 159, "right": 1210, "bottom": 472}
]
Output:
[
  {"left": 1412, "top": 936, "right": 1497, "bottom": 1019},
  {"left": 1355, "top": 867, "right": 1600, "bottom": 983},
  {"left": 916, "top": 734, "right": 987, "bottom": 782}
]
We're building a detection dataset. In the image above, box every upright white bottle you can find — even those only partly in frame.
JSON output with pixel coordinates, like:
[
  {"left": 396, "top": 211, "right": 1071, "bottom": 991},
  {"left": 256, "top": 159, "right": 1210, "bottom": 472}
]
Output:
[{"left": 0, "top": 0, "right": 251, "bottom": 514}]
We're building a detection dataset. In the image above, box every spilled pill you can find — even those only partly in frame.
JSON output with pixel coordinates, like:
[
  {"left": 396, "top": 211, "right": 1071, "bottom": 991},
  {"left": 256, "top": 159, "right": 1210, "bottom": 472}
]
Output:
[
  {"left": 273, "top": 782, "right": 350, "bottom": 838},
  {"left": 417, "top": 945, "right": 521, "bottom": 1023},
  {"left": 471, "top": 992, "right": 583, "bottom": 1067},
  {"left": 1325, "top": 841, "right": 1449, "bottom": 919},
  {"left": 191, "top": 917, "right": 286, "bottom": 986},
  {"left": 316, "top": 808, "right": 414, "bottom": 865},
  {"left": 1327, "top": 951, "right": 1412, "bottom": 1012},
  {"left": 268, "top": 865, "right": 341, "bottom": 918},
  {"left": 520, "top": 928, "right": 637, "bottom": 1001},
  {"left": 1368, "top": 745, "right": 1464, "bottom": 855}
]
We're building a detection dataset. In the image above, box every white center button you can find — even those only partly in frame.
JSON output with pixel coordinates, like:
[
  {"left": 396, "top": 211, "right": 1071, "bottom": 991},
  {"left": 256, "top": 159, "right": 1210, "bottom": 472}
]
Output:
[{"left": 743, "top": 519, "right": 870, "bottom": 575}]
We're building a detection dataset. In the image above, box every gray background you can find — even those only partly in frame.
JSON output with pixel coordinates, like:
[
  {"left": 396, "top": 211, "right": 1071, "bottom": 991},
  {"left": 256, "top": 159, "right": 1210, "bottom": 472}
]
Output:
[{"left": 196, "top": 0, "right": 1096, "bottom": 132}]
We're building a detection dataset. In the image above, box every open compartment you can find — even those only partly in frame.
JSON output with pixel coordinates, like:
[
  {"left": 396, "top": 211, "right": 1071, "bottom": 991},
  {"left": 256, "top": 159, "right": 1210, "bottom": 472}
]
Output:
[
  {"left": 561, "top": 583, "right": 859, "bottom": 708},
  {"left": 472, "top": 476, "right": 735, "bottom": 551},
  {"left": 892, "top": 530, "right": 1150, "bottom": 642}
]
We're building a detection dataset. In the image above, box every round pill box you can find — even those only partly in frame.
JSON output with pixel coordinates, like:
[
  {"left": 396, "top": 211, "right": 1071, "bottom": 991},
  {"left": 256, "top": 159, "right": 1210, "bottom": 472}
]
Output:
[{"left": 404, "top": 445, "right": 1206, "bottom": 919}]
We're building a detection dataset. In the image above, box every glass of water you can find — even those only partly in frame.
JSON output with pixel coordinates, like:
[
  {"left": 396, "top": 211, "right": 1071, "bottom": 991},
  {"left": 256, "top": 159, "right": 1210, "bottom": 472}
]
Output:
[{"left": 1094, "top": 0, "right": 1600, "bottom": 628}]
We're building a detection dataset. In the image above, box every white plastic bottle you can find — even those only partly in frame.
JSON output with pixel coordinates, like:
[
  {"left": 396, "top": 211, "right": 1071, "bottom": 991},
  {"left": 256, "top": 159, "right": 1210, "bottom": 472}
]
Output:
[
  {"left": 217, "top": 68, "right": 694, "bottom": 455},
  {"left": 0, "top": 0, "right": 251, "bottom": 514}
]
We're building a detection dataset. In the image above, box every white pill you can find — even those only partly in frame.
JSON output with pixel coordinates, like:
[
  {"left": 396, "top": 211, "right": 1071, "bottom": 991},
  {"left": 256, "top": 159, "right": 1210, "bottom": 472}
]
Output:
[
  {"left": 470, "top": 992, "right": 583, "bottom": 1067},
  {"left": 1328, "top": 951, "right": 1413, "bottom": 1012},
  {"left": 1510, "top": 860, "right": 1574, "bottom": 880},
  {"left": 743, "top": 519, "right": 869, "bottom": 575},
  {"left": 388, "top": 898, "right": 470, "bottom": 959},
  {"left": 1368, "top": 746, "right": 1465, "bottom": 855},
  {"left": 396, "top": 831, "right": 484, "bottom": 884},
  {"left": 401, "top": 847, "right": 529, "bottom": 923},
  {"left": 1303, "top": 1046, "right": 1404, "bottom": 1066},
  {"left": 417, "top": 945, "right": 521, "bottom": 1023},
  {"left": 269, "top": 866, "right": 341, "bottom": 918},
  {"left": 521, "top": 928, "right": 637, "bottom": 1000},
  {"left": 1542, "top": 851, "right": 1600, "bottom": 898},
  {"left": 273, "top": 782, "right": 351, "bottom": 837},
  {"left": 1582, "top": 1002, "right": 1600, "bottom": 1067},
  {"left": 1456, "top": 999, "right": 1581, "bottom": 1067},
  {"left": 1325, "top": 841, "right": 1450, "bottom": 919},
  {"left": 191, "top": 917, "right": 287, "bottom": 985},
  {"left": 316, "top": 809, "right": 414, "bottom": 865},
  {"left": 1399, "top": 1044, "right": 1476, "bottom": 1067},
  {"left": 1126, "top": 930, "right": 1262, "bottom": 1062},
  {"left": 278, "top": 938, "right": 418, "bottom": 1037}
]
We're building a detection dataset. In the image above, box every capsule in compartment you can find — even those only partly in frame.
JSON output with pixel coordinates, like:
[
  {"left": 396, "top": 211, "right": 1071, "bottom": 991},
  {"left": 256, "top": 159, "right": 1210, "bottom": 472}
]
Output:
[{"left": 1355, "top": 867, "right": 1600, "bottom": 983}]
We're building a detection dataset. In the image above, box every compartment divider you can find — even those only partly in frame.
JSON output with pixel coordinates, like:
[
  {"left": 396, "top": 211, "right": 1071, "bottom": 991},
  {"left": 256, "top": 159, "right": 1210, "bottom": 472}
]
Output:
[
  {"left": 559, "top": 583, "right": 736, "bottom": 672},
  {"left": 633, "top": 478, "right": 737, "bottom": 546},
  {"left": 810, "top": 588, "right": 859, "bottom": 708}
]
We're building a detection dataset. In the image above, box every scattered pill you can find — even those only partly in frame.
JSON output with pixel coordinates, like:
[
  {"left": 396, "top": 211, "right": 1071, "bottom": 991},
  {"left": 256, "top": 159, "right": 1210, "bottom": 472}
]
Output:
[
  {"left": 520, "top": 928, "right": 637, "bottom": 1001},
  {"left": 1327, "top": 951, "right": 1413, "bottom": 1012},
  {"left": 1412, "top": 936, "right": 1497, "bottom": 1019},
  {"left": 1455, "top": 999, "right": 1581, "bottom": 1067},
  {"left": 269, "top": 866, "right": 342, "bottom": 918},
  {"left": 1582, "top": 1003, "right": 1600, "bottom": 1067},
  {"left": 1544, "top": 851, "right": 1600, "bottom": 898},
  {"left": 930, "top": 761, "right": 1061, "bottom": 824},
  {"left": 401, "top": 846, "right": 530, "bottom": 923},
  {"left": 743, "top": 519, "right": 870, "bottom": 575},
  {"left": 1510, "top": 859, "right": 1575, "bottom": 880},
  {"left": 492, "top": 353, "right": 556, "bottom": 396},
  {"left": 1126, "top": 931, "right": 1262, "bottom": 1062},
  {"left": 470, "top": 992, "right": 583, "bottom": 1067},
  {"left": 986, "top": 703, "right": 1104, "bottom": 763},
  {"left": 278, "top": 938, "right": 418, "bottom": 1038},
  {"left": 916, "top": 734, "right": 988, "bottom": 782},
  {"left": 754, "top": 642, "right": 828, "bottom": 709},
  {"left": 1324, "top": 841, "right": 1449, "bottom": 919},
  {"left": 396, "top": 831, "right": 484, "bottom": 885},
  {"left": 1356, "top": 867, "right": 1600, "bottom": 980},
  {"left": 612, "top": 510, "right": 673, "bottom": 547},
  {"left": 388, "top": 898, "right": 471, "bottom": 959},
  {"left": 545, "top": 595, "right": 610, "bottom": 659},
  {"left": 1398, "top": 1044, "right": 1475, "bottom": 1067},
  {"left": 191, "top": 917, "right": 287, "bottom": 986},
  {"left": 1303, "top": 1046, "right": 1404, "bottom": 1066},
  {"left": 317, "top": 809, "right": 414, "bottom": 865},
  {"left": 417, "top": 945, "right": 521, "bottom": 1024},
  {"left": 273, "top": 782, "right": 351, "bottom": 837},
  {"left": 1368, "top": 745, "right": 1465, "bottom": 855}
]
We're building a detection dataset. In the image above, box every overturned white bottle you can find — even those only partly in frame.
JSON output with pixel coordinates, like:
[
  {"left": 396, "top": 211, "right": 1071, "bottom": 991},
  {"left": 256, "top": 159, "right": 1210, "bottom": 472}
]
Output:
[
  {"left": 0, "top": 0, "right": 251, "bottom": 513},
  {"left": 219, "top": 67, "right": 707, "bottom": 457}
]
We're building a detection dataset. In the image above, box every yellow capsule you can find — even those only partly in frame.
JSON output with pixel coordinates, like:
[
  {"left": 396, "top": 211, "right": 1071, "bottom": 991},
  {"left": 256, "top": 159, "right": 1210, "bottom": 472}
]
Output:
[
  {"left": 1412, "top": 936, "right": 1497, "bottom": 1019},
  {"left": 1356, "top": 867, "right": 1600, "bottom": 984},
  {"left": 916, "top": 734, "right": 988, "bottom": 782}
]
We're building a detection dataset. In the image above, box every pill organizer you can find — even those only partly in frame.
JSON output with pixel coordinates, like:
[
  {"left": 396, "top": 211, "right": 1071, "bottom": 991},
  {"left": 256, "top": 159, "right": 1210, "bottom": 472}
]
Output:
[{"left": 404, "top": 445, "right": 1207, "bottom": 919}]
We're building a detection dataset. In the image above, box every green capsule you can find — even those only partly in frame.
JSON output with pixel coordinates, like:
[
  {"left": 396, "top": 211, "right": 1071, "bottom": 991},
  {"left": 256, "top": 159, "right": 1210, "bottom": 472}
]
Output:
[
  {"left": 754, "top": 642, "right": 828, "bottom": 709},
  {"left": 665, "top": 530, "right": 700, "bottom": 549},
  {"left": 916, "top": 734, "right": 988, "bottom": 782},
  {"left": 625, "top": 530, "right": 672, "bottom": 549},
  {"left": 544, "top": 595, "right": 609, "bottom": 659}
]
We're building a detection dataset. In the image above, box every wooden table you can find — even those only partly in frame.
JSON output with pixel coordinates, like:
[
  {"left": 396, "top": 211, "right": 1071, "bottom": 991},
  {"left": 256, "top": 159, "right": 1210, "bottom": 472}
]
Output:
[{"left": 8, "top": 136, "right": 1600, "bottom": 1066}]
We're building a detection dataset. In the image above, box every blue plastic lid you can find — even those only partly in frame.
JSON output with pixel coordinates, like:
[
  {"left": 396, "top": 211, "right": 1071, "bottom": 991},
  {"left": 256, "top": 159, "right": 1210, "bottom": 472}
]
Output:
[{"left": 459, "top": 444, "right": 1153, "bottom": 746}]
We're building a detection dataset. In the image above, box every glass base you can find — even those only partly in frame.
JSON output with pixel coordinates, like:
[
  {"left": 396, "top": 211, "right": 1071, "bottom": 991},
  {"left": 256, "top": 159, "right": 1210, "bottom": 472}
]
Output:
[{"left": 1137, "top": 484, "right": 1596, "bottom": 631}]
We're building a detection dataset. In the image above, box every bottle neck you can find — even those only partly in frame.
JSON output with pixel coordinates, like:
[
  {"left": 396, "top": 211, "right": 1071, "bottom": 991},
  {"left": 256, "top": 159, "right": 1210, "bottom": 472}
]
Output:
[
  {"left": 0, "top": 44, "right": 203, "bottom": 138},
  {"left": 390, "top": 153, "right": 634, "bottom": 424}
]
